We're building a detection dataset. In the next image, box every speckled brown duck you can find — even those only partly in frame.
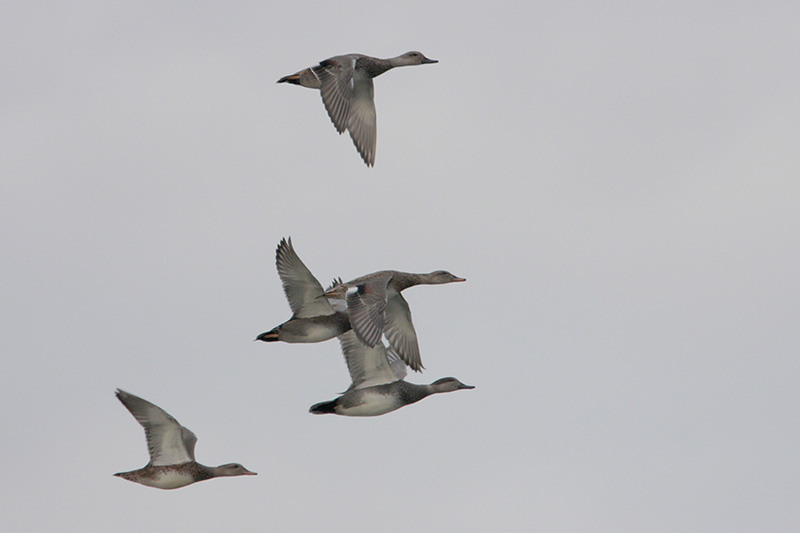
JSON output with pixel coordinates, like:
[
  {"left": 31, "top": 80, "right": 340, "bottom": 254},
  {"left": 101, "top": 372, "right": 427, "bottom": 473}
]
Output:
[{"left": 114, "top": 389, "right": 256, "bottom": 489}]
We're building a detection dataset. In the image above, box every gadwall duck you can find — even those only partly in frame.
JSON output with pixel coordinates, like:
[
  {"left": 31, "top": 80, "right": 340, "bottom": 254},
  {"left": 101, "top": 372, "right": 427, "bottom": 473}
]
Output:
[
  {"left": 309, "top": 331, "right": 474, "bottom": 417},
  {"left": 256, "top": 237, "right": 350, "bottom": 344},
  {"left": 277, "top": 51, "right": 438, "bottom": 166},
  {"left": 321, "top": 270, "right": 465, "bottom": 371},
  {"left": 114, "top": 389, "right": 256, "bottom": 489}
]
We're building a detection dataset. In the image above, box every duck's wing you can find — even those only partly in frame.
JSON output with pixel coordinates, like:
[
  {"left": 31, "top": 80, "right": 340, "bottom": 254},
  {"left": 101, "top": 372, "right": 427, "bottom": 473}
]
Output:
[
  {"left": 275, "top": 237, "right": 334, "bottom": 318},
  {"left": 181, "top": 427, "right": 198, "bottom": 462},
  {"left": 347, "top": 75, "right": 377, "bottom": 166},
  {"left": 385, "top": 345, "right": 408, "bottom": 382},
  {"left": 313, "top": 55, "right": 356, "bottom": 135},
  {"left": 383, "top": 293, "right": 423, "bottom": 371},
  {"left": 115, "top": 389, "right": 194, "bottom": 466},
  {"left": 338, "top": 331, "right": 402, "bottom": 390},
  {"left": 345, "top": 275, "right": 391, "bottom": 348}
]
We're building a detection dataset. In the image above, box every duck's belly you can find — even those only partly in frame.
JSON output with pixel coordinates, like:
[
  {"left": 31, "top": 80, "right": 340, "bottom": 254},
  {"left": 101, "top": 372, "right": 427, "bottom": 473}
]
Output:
[
  {"left": 338, "top": 391, "right": 402, "bottom": 417},
  {"left": 139, "top": 470, "right": 197, "bottom": 490},
  {"left": 282, "top": 320, "right": 340, "bottom": 343}
]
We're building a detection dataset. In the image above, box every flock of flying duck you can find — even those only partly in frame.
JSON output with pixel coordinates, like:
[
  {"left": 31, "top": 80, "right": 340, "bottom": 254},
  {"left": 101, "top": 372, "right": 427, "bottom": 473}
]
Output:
[
  {"left": 115, "top": 51, "right": 469, "bottom": 489},
  {"left": 257, "top": 238, "right": 472, "bottom": 417}
]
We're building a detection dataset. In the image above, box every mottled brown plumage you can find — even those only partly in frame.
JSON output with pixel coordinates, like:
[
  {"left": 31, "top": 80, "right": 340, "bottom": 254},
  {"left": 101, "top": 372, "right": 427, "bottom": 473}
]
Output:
[{"left": 114, "top": 389, "right": 256, "bottom": 489}]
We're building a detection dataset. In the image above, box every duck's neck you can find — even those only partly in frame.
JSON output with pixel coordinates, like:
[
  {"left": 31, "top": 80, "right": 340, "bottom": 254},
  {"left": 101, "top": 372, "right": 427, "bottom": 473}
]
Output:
[
  {"left": 390, "top": 271, "right": 428, "bottom": 291},
  {"left": 201, "top": 464, "right": 226, "bottom": 479},
  {"left": 356, "top": 57, "right": 395, "bottom": 78},
  {"left": 398, "top": 381, "right": 434, "bottom": 405}
]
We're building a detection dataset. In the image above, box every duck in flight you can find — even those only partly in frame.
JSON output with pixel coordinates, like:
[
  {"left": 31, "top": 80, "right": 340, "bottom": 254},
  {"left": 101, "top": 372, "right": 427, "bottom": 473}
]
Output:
[
  {"left": 309, "top": 331, "right": 474, "bottom": 417},
  {"left": 278, "top": 51, "right": 438, "bottom": 166},
  {"left": 114, "top": 389, "right": 256, "bottom": 489},
  {"left": 321, "top": 269, "right": 465, "bottom": 372},
  {"left": 256, "top": 237, "right": 350, "bottom": 344}
]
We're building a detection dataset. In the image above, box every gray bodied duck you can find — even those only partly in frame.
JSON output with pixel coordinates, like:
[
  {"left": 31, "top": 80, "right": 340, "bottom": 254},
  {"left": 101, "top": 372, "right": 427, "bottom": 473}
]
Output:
[
  {"left": 310, "top": 331, "right": 474, "bottom": 417},
  {"left": 256, "top": 237, "right": 350, "bottom": 344},
  {"left": 278, "top": 51, "right": 438, "bottom": 166},
  {"left": 321, "top": 269, "right": 465, "bottom": 371}
]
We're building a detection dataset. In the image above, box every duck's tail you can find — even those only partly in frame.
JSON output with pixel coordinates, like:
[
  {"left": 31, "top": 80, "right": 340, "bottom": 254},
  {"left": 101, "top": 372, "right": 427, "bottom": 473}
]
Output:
[
  {"left": 255, "top": 327, "right": 279, "bottom": 342},
  {"left": 276, "top": 68, "right": 321, "bottom": 89},
  {"left": 309, "top": 399, "right": 337, "bottom": 415},
  {"left": 277, "top": 74, "right": 301, "bottom": 85}
]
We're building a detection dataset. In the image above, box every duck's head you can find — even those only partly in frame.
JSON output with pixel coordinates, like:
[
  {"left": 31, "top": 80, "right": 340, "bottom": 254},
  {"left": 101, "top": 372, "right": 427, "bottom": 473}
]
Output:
[
  {"left": 430, "top": 377, "right": 475, "bottom": 393},
  {"left": 214, "top": 463, "right": 257, "bottom": 477},
  {"left": 424, "top": 270, "right": 466, "bottom": 284},
  {"left": 393, "top": 51, "right": 438, "bottom": 66}
]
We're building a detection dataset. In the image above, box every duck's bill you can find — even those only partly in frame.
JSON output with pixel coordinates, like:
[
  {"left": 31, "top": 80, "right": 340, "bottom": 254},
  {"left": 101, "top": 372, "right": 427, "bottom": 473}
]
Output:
[
  {"left": 422, "top": 58, "right": 438, "bottom": 64},
  {"left": 459, "top": 383, "right": 476, "bottom": 390},
  {"left": 452, "top": 277, "right": 466, "bottom": 282}
]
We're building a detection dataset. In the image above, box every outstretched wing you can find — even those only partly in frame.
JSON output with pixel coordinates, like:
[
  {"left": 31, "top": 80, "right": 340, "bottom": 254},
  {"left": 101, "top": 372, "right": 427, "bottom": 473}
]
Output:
[
  {"left": 275, "top": 237, "right": 335, "bottom": 318},
  {"left": 313, "top": 55, "right": 356, "bottom": 135},
  {"left": 116, "top": 389, "right": 194, "bottom": 466},
  {"left": 383, "top": 292, "right": 423, "bottom": 371},
  {"left": 347, "top": 74, "right": 377, "bottom": 166},
  {"left": 338, "top": 331, "right": 402, "bottom": 390},
  {"left": 346, "top": 277, "right": 389, "bottom": 348}
]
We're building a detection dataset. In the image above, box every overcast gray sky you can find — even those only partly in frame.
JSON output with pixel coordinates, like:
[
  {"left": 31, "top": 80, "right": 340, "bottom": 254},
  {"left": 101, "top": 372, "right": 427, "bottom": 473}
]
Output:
[{"left": 3, "top": 1, "right": 800, "bottom": 531}]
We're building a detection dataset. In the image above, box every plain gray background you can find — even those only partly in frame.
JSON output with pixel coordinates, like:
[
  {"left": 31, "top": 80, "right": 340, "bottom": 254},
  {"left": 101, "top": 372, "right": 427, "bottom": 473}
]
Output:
[{"left": 2, "top": 1, "right": 799, "bottom": 531}]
